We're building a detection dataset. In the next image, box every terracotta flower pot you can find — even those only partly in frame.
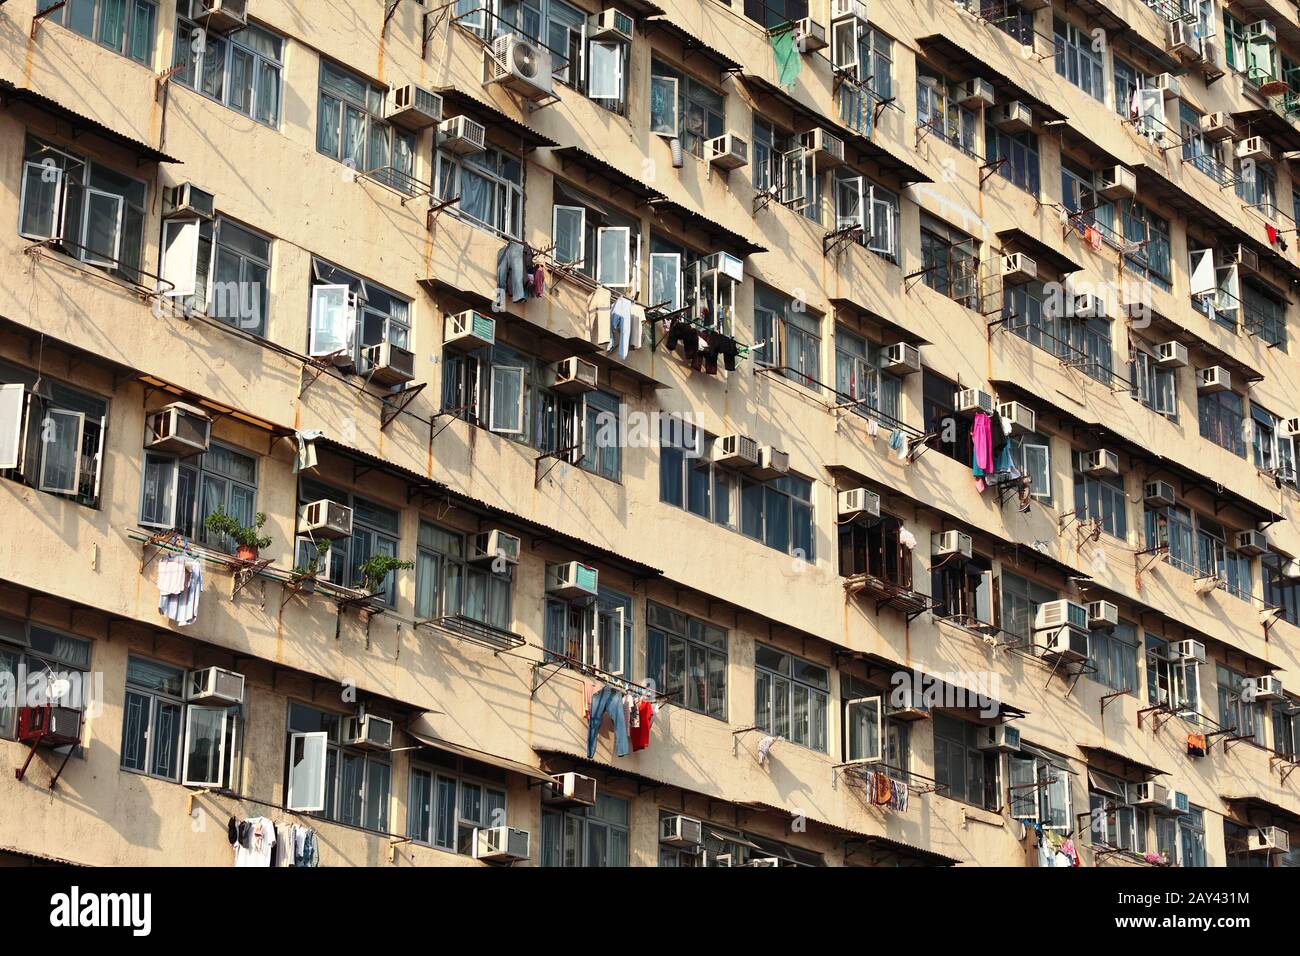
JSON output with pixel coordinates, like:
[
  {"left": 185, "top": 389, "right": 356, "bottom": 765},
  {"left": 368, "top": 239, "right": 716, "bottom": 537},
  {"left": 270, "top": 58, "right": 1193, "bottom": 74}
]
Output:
[{"left": 236, "top": 544, "right": 258, "bottom": 562}]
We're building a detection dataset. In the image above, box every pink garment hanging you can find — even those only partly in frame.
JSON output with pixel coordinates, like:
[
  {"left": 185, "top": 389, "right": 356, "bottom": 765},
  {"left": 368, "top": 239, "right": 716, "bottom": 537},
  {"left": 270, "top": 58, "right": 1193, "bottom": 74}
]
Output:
[{"left": 972, "top": 413, "right": 994, "bottom": 493}]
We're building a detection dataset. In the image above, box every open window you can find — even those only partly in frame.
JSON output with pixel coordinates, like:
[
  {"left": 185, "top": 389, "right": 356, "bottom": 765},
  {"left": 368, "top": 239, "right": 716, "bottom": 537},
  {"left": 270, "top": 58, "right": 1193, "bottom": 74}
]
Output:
[
  {"left": 160, "top": 218, "right": 202, "bottom": 299},
  {"left": 552, "top": 205, "right": 586, "bottom": 267},
  {"left": 19, "top": 159, "right": 66, "bottom": 241},
  {"left": 0, "top": 370, "right": 106, "bottom": 508},
  {"left": 587, "top": 40, "right": 626, "bottom": 106},
  {"left": 38, "top": 409, "right": 85, "bottom": 495},
  {"left": 649, "top": 73, "right": 679, "bottom": 136},
  {"left": 649, "top": 251, "right": 682, "bottom": 310},
  {"left": 181, "top": 705, "right": 239, "bottom": 788},
  {"left": 286, "top": 730, "right": 329, "bottom": 812},
  {"left": 309, "top": 284, "right": 356, "bottom": 360},
  {"left": 489, "top": 365, "right": 526, "bottom": 434},
  {"left": 597, "top": 225, "right": 633, "bottom": 288},
  {"left": 844, "top": 695, "right": 883, "bottom": 763},
  {"left": 779, "top": 147, "right": 809, "bottom": 209},
  {"left": 1188, "top": 247, "right": 1215, "bottom": 298}
]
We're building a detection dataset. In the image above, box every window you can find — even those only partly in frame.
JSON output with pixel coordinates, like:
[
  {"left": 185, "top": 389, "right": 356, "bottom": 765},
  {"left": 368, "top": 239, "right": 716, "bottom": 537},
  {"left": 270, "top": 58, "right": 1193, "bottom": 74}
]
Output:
[
  {"left": 309, "top": 258, "right": 411, "bottom": 372},
  {"left": 645, "top": 602, "right": 726, "bottom": 718},
  {"left": 742, "top": 0, "right": 808, "bottom": 30},
  {"left": 294, "top": 479, "right": 404, "bottom": 605},
  {"left": 755, "top": 644, "right": 829, "bottom": 752},
  {"left": 1196, "top": 515, "right": 1252, "bottom": 599},
  {"left": 1145, "top": 633, "right": 1200, "bottom": 717},
  {"left": 999, "top": 572, "right": 1057, "bottom": 644},
  {"left": 160, "top": 216, "right": 271, "bottom": 336},
  {"left": 985, "top": 125, "right": 1040, "bottom": 195},
  {"left": 1189, "top": 242, "right": 1240, "bottom": 330},
  {"left": 407, "top": 753, "right": 507, "bottom": 854},
  {"left": 659, "top": 418, "right": 733, "bottom": 529},
  {"left": 933, "top": 713, "right": 1000, "bottom": 811},
  {"left": 1072, "top": 456, "right": 1128, "bottom": 538},
  {"left": 841, "top": 673, "right": 910, "bottom": 779},
  {"left": 1008, "top": 432, "right": 1052, "bottom": 503},
  {"left": 650, "top": 59, "right": 725, "bottom": 159},
  {"left": 932, "top": 553, "right": 994, "bottom": 628},
  {"left": 1224, "top": 820, "right": 1271, "bottom": 867},
  {"left": 1008, "top": 747, "right": 1072, "bottom": 830},
  {"left": 1242, "top": 282, "right": 1287, "bottom": 350},
  {"left": 834, "top": 327, "right": 901, "bottom": 423},
  {"left": 414, "top": 521, "right": 514, "bottom": 632},
  {"left": 551, "top": 185, "right": 641, "bottom": 291},
  {"left": 172, "top": 18, "right": 282, "bottom": 126},
  {"left": 916, "top": 66, "right": 976, "bottom": 155},
  {"left": 285, "top": 702, "right": 391, "bottom": 831},
  {"left": 1180, "top": 103, "right": 1228, "bottom": 183},
  {"left": 1120, "top": 200, "right": 1171, "bottom": 291},
  {"left": 541, "top": 793, "right": 630, "bottom": 866},
  {"left": 1179, "top": 806, "right": 1206, "bottom": 867},
  {"left": 922, "top": 371, "right": 970, "bottom": 464},
  {"left": 582, "top": 391, "right": 622, "bottom": 481},
  {"left": 1198, "top": 388, "right": 1247, "bottom": 457},
  {"left": 1130, "top": 346, "right": 1177, "bottom": 419},
  {"left": 753, "top": 285, "right": 821, "bottom": 388},
  {"left": 1252, "top": 404, "right": 1296, "bottom": 483},
  {"left": 0, "top": 618, "right": 91, "bottom": 741},
  {"left": 317, "top": 61, "right": 415, "bottom": 192},
  {"left": 832, "top": 170, "right": 899, "bottom": 262},
  {"left": 1217, "top": 664, "right": 1265, "bottom": 744},
  {"left": 18, "top": 136, "right": 148, "bottom": 283},
  {"left": 1235, "top": 158, "right": 1277, "bottom": 220},
  {"left": 120, "top": 657, "right": 241, "bottom": 788},
  {"left": 1224, "top": 11, "right": 1247, "bottom": 72},
  {"left": 1264, "top": 551, "right": 1300, "bottom": 627},
  {"left": 753, "top": 120, "right": 820, "bottom": 219},
  {"left": 437, "top": 145, "right": 524, "bottom": 239},
  {"left": 919, "top": 214, "right": 978, "bottom": 308},
  {"left": 741, "top": 473, "right": 816, "bottom": 559},
  {"left": 0, "top": 361, "right": 107, "bottom": 509},
  {"left": 140, "top": 441, "right": 259, "bottom": 553},
  {"left": 1145, "top": 503, "right": 1195, "bottom": 573},
  {"left": 42, "top": 0, "right": 157, "bottom": 64},
  {"left": 545, "top": 587, "right": 631, "bottom": 677},
  {"left": 1054, "top": 17, "right": 1105, "bottom": 100},
  {"left": 838, "top": 512, "right": 913, "bottom": 588},
  {"left": 980, "top": 0, "right": 1032, "bottom": 45},
  {"left": 1272, "top": 699, "right": 1299, "bottom": 757},
  {"left": 1090, "top": 621, "right": 1139, "bottom": 694},
  {"left": 1088, "top": 770, "right": 1146, "bottom": 853}
]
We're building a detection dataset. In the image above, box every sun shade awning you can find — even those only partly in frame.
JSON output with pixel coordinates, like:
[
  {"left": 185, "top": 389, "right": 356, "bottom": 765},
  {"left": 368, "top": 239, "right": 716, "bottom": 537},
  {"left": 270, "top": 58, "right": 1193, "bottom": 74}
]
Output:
[
  {"left": 436, "top": 88, "right": 558, "bottom": 149},
  {"left": 995, "top": 227, "right": 1085, "bottom": 276},
  {"left": 408, "top": 716, "right": 553, "bottom": 782},
  {"left": 641, "top": 15, "right": 743, "bottom": 76},
  {"left": 847, "top": 650, "right": 1029, "bottom": 721},
  {"left": 137, "top": 374, "right": 293, "bottom": 437},
  {"left": 830, "top": 295, "right": 930, "bottom": 345},
  {"left": 915, "top": 35, "right": 1067, "bottom": 123},
  {"left": 647, "top": 197, "right": 767, "bottom": 256},
  {"left": 1078, "top": 744, "right": 1168, "bottom": 780},
  {"left": 551, "top": 146, "right": 665, "bottom": 204},
  {"left": 0, "top": 80, "right": 182, "bottom": 164},
  {"left": 845, "top": 834, "right": 961, "bottom": 866},
  {"left": 739, "top": 73, "right": 932, "bottom": 186},
  {"left": 1221, "top": 794, "right": 1300, "bottom": 826}
]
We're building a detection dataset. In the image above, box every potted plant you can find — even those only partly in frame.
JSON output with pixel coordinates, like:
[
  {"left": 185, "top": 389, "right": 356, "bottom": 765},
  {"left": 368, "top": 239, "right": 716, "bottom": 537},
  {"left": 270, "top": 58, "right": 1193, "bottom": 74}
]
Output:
[
  {"left": 290, "top": 540, "right": 332, "bottom": 593},
  {"left": 204, "top": 509, "right": 273, "bottom": 562},
  {"left": 357, "top": 554, "right": 414, "bottom": 597}
]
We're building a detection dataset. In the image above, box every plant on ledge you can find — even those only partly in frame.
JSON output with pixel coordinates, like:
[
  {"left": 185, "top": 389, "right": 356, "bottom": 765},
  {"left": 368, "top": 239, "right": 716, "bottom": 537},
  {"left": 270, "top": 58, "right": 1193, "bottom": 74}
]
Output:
[
  {"left": 291, "top": 539, "right": 332, "bottom": 591},
  {"left": 204, "top": 510, "right": 273, "bottom": 562},
  {"left": 357, "top": 554, "right": 414, "bottom": 596}
]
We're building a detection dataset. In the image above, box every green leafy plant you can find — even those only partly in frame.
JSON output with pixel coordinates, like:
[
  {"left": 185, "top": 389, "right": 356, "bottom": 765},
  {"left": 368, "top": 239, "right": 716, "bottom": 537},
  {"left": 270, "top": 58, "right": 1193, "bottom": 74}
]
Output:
[
  {"left": 292, "top": 539, "right": 332, "bottom": 578},
  {"left": 357, "top": 554, "right": 414, "bottom": 594},
  {"left": 204, "top": 509, "right": 273, "bottom": 551}
]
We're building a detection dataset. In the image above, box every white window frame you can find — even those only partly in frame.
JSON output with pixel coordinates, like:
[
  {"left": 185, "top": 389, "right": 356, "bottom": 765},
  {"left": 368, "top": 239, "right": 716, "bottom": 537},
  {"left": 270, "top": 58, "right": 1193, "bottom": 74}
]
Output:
[
  {"left": 488, "top": 365, "right": 526, "bottom": 434},
  {"left": 596, "top": 225, "right": 632, "bottom": 288},
  {"left": 844, "top": 695, "right": 883, "bottom": 763},
  {"left": 181, "top": 704, "right": 238, "bottom": 788},
  {"left": 36, "top": 408, "right": 85, "bottom": 496},
  {"left": 286, "top": 730, "right": 329, "bottom": 812},
  {"left": 552, "top": 204, "right": 586, "bottom": 267}
]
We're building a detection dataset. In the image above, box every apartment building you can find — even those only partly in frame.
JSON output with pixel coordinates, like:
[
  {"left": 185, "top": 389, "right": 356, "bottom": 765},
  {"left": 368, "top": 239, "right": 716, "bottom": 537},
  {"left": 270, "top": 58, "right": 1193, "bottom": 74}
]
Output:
[{"left": 0, "top": 0, "right": 1298, "bottom": 868}]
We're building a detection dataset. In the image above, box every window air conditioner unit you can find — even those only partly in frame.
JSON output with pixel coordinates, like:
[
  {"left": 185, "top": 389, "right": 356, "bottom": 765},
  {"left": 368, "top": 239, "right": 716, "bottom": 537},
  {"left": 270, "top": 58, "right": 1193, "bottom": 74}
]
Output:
[
  {"left": 588, "top": 7, "right": 634, "bottom": 43},
  {"left": 473, "top": 826, "right": 530, "bottom": 862},
  {"left": 1083, "top": 449, "right": 1120, "bottom": 477},
  {"left": 1222, "top": 243, "right": 1260, "bottom": 273},
  {"left": 444, "top": 310, "right": 496, "bottom": 351},
  {"left": 300, "top": 500, "right": 354, "bottom": 540},
  {"left": 1200, "top": 112, "right": 1236, "bottom": 141},
  {"left": 794, "top": 17, "right": 828, "bottom": 53},
  {"left": 1284, "top": 417, "right": 1300, "bottom": 437},
  {"left": 1000, "top": 253, "right": 1037, "bottom": 284},
  {"left": 1172, "top": 639, "right": 1207, "bottom": 664},
  {"left": 1152, "top": 73, "right": 1180, "bottom": 99},
  {"left": 1237, "top": 136, "right": 1273, "bottom": 162},
  {"left": 744, "top": 857, "right": 782, "bottom": 867},
  {"left": 552, "top": 356, "right": 599, "bottom": 395},
  {"left": 830, "top": 0, "right": 868, "bottom": 24},
  {"left": 185, "top": 666, "right": 246, "bottom": 706},
  {"left": 1166, "top": 790, "right": 1191, "bottom": 815},
  {"left": 343, "top": 713, "right": 394, "bottom": 750},
  {"left": 882, "top": 342, "right": 921, "bottom": 375},
  {"left": 438, "top": 115, "right": 488, "bottom": 155},
  {"left": 1074, "top": 291, "right": 1108, "bottom": 320},
  {"left": 1097, "top": 165, "right": 1137, "bottom": 201},
  {"left": 934, "top": 530, "right": 973, "bottom": 559},
  {"left": 1250, "top": 826, "right": 1289, "bottom": 854},
  {"left": 1246, "top": 675, "right": 1284, "bottom": 701},
  {"left": 1087, "top": 600, "right": 1119, "bottom": 629},
  {"left": 992, "top": 101, "right": 1032, "bottom": 133},
  {"left": 191, "top": 0, "right": 247, "bottom": 34},
  {"left": 1037, "top": 621, "right": 1090, "bottom": 662},
  {"left": 15, "top": 705, "right": 82, "bottom": 747},
  {"left": 996, "top": 401, "right": 1036, "bottom": 436},
  {"left": 953, "top": 388, "right": 995, "bottom": 416},
  {"left": 1247, "top": 20, "right": 1278, "bottom": 44},
  {"left": 750, "top": 445, "right": 790, "bottom": 481},
  {"left": 1143, "top": 480, "right": 1177, "bottom": 508},
  {"left": 1197, "top": 366, "right": 1230, "bottom": 393},
  {"left": 1035, "top": 599, "right": 1089, "bottom": 632},
  {"left": 1198, "top": 37, "right": 1220, "bottom": 68},
  {"left": 1235, "top": 529, "right": 1268, "bottom": 556},
  {"left": 978, "top": 724, "right": 1021, "bottom": 752},
  {"left": 547, "top": 561, "right": 599, "bottom": 601},
  {"left": 715, "top": 433, "right": 760, "bottom": 468},
  {"left": 1156, "top": 341, "right": 1189, "bottom": 367},
  {"left": 838, "top": 488, "right": 881, "bottom": 520},
  {"left": 889, "top": 686, "right": 932, "bottom": 720},
  {"left": 959, "top": 77, "right": 996, "bottom": 109},
  {"left": 146, "top": 403, "right": 212, "bottom": 457},
  {"left": 1166, "top": 19, "right": 1195, "bottom": 57},
  {"left": 164, "top": 182, "right": 216, "bottom": 220},
  {"left": 800, "top": 128, "right": 844, "bottom": 167},
  {"left": 470, "top": 529, "right": 523, "bottom": 565},
  {"left": 485, "top": 34, "right": 554, "bottom": 102},
  {"left": 1130, "top": 782, "right": 1168, "bottom": 808},
  {"left": 364, "top": 341, "right": 416, "bottom": 387},
  {"left": 701, "top": 251, "right": 745, "bottom": 283},
  {"left": 660, "top": 814, "right": 704, "bottom": 847},
  {"left": 387, "top": 83, "right": 443, "bottom": 131},
  {"left": 542, "top": 772, "right": 598, "bottom": 808},
  {"left": 706, "top": 133, "right": 749, "bottom": 170}
]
